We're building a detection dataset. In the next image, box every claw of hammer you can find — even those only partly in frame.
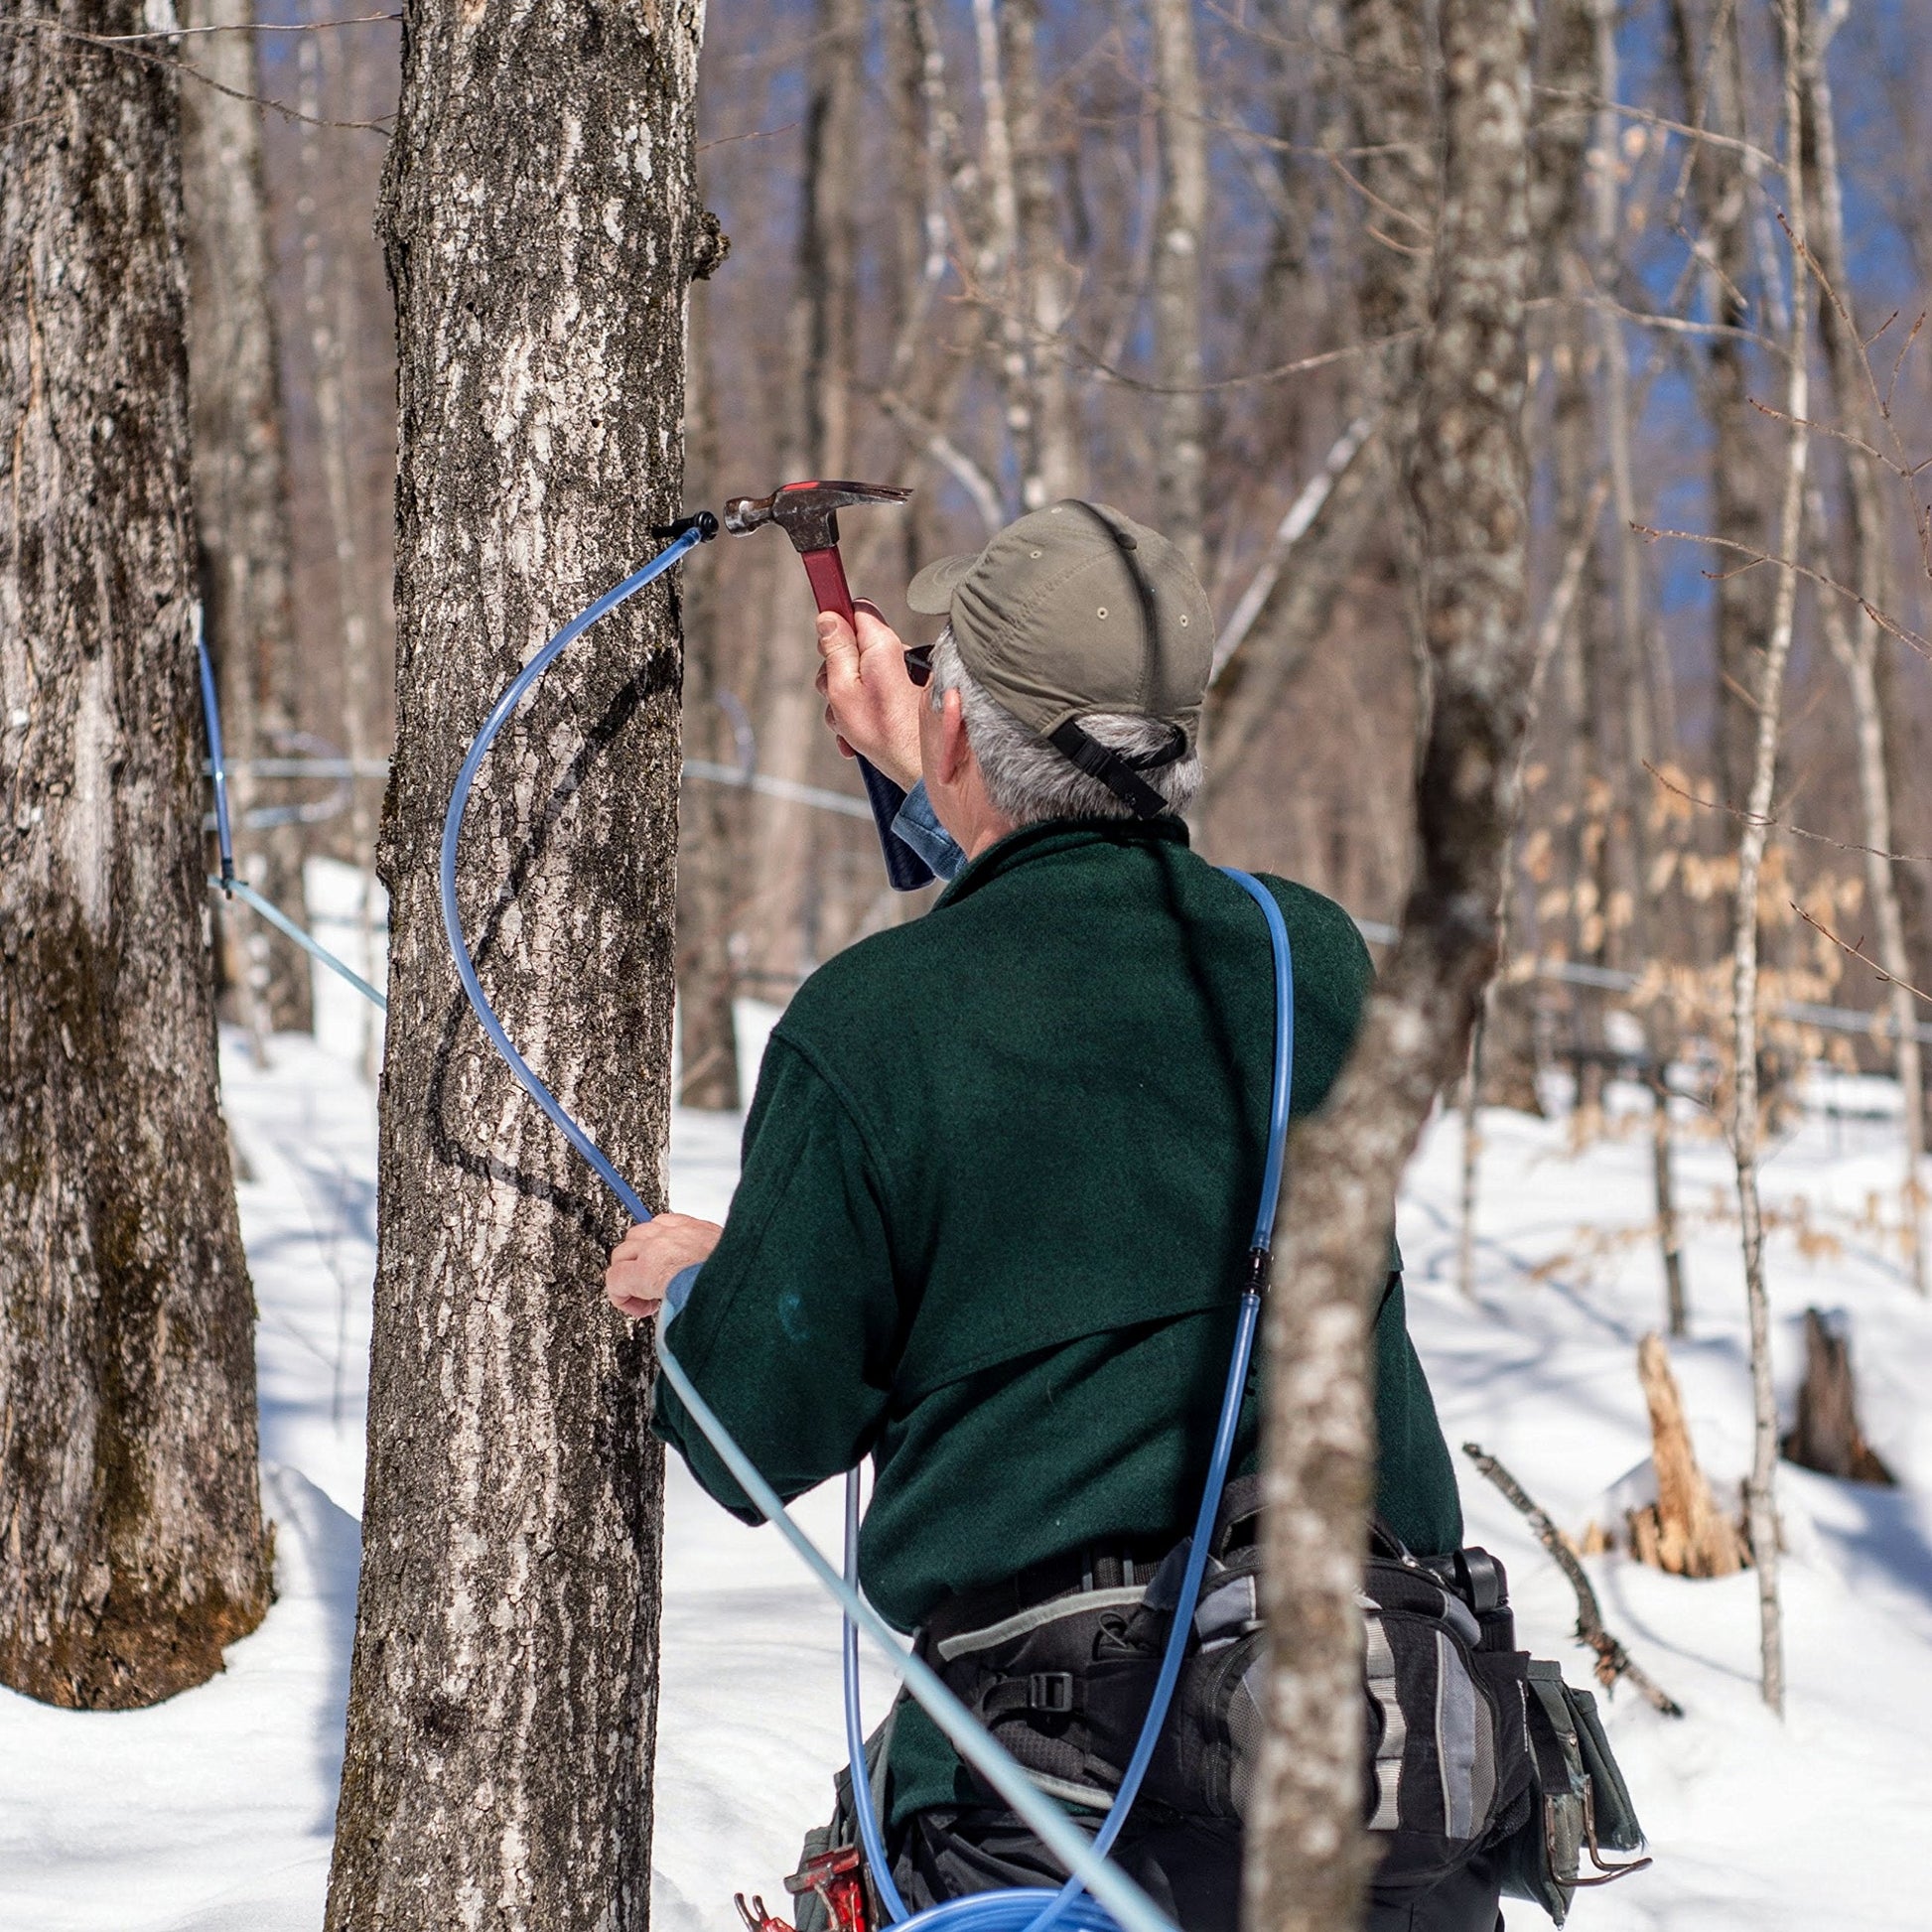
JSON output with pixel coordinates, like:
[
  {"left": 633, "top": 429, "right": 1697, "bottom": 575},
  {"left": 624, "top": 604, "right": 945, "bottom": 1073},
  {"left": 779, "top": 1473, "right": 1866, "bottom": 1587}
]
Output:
[{"left": 722, "top": 480, "right": 912, "bottom": 554}]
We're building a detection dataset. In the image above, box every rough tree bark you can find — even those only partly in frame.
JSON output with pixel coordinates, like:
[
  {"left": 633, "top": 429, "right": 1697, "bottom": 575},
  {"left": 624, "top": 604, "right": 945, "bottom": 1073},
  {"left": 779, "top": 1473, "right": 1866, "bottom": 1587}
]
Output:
[
  {"left": 0, "top": 0, "right": 272, "bottom": 1709},
  {"left": 1244, "top": 2, "right": 1535, "bottom": 1926},
  {"left": 1726, "top": 0, "right": 1812, "bottom": 1721},
  {"left": 1150, "top": 0, "right": 1206, "bottom": 570},
  {"left": 180, "top": 0, "right": 314, "bottom": 1037},
  {"left": 323, "top": 2, "right": 709, "bottom": 1924}
]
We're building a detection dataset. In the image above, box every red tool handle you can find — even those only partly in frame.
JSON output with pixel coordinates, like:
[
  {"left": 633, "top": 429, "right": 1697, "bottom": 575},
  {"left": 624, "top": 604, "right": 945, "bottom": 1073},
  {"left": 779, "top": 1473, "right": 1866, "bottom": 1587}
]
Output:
[
  {"left": 801, "top": 545, "right": 858, "bottom": 630},
  {"left": 799, "top": 545, "right": 933, "bottom": 891}
]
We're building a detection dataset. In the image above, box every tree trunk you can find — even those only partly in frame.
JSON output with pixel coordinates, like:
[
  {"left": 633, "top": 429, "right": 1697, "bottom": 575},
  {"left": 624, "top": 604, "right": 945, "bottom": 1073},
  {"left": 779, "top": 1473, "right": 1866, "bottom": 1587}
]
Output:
[
  {"left": 1002, "top": 0, "right": 1081, "bottom": 507},
  {"left": 180, "top": 0, "right": 315, "bottom": 1037},
  {"left": 1245, "top": 2, "right": 1535, "bottom": 1925},
  {"left": 677, "top": 278, "right": 743, "bottom": 1112},
  {"left": 324, "top": 3, "right": 706, "bottom": 1923},
  {"left": 1781, "top": 1308, "right": 1894, "bottom": 1485},
  {"left": 1197, "top": 416, "right": 1386, "bottom": 816},
  {"left": 1727, "top": 0, "right": 1812, "bottom": 1721},
  {"left": 1589, "top": 0, "right": 1689, "bottom": 1331},
  {"left": 1150, "top": 0, "right": 1206, "bottom": 570},
  {"left": 744, "top": 0, "right": 865, "bottom": 990},
  {"left": 0, "top": 0, "right": 272, "bottom": 1710},
  {"left": 1800, "top": 22, "right": 1927, "bottom": 1296},
  {"left": 299, "top": 29, "right": 383, "bottom": 1081},
  {"left": 1671, "top": 0, "right": 1773, "bottom": 817},
  {"left": 796, "top": 0, "right": 864, "bottom": 483},
  {"left": 1195, "top": 0, "right": 1435, "bottom": 821}
]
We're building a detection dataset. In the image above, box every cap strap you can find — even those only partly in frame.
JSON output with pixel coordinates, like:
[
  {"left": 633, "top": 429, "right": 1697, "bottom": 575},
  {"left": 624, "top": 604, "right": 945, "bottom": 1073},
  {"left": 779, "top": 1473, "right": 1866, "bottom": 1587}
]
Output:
[{"left": 1046, "top": 721, "right": 1183, "bottom": 819}]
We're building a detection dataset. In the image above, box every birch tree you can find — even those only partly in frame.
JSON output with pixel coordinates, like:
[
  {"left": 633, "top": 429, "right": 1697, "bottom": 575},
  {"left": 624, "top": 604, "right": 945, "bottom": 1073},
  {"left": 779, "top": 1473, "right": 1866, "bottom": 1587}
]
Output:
[
  {"left": 0, "top": 0, "right": 272, "bottom": 1708},
  {"left": 1727, "top": 0, "right": 1813, "bottom": 1720},
  {"left": 1246, "top": 0, "right": 1536, "bottom": 1923},
  {"left": 324, "top": 1, "right": 711, "bottom": 1922}
]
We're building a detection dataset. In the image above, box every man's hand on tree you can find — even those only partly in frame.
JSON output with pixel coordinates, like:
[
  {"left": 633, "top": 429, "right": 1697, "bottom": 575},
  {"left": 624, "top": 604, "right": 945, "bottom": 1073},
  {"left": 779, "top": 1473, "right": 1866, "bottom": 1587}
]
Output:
[
  {"left": 605, "top": 1213, "right": 721, "bottom": 1321},
  {"left": 815, "top": 600, "right": 923, "bottom": 790}
]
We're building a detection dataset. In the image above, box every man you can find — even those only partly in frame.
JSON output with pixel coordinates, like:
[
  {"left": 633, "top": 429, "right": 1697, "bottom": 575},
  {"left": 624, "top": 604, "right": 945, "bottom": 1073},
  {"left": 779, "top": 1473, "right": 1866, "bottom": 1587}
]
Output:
[{"left": 607, "top": 503, "right": 1480, "bottom": 1929}]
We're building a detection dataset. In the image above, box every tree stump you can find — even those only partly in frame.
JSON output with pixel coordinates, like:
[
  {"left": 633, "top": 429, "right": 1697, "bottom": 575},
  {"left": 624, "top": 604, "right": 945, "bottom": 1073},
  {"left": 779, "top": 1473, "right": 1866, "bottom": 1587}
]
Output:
[
  {"left": 1782, "top": 1308, "right": 1895, "bottom": 1485},
  {"left": 1626, "top": 1332, "right": 1750, "bottom": 1577}
]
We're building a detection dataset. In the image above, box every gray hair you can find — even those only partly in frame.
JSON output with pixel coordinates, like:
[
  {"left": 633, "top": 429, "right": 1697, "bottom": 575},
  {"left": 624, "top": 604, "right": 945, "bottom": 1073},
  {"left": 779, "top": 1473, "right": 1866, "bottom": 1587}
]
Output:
[{"left": 927, "top": 627, "right": 1203, "bottom": 826}]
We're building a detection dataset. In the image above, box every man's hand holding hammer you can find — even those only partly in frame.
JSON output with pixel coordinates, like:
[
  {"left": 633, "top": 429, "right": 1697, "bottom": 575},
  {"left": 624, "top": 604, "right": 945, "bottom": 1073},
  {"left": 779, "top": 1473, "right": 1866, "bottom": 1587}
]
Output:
[{"left": 814, "top": 601, "right": 924, "bottom": 792}]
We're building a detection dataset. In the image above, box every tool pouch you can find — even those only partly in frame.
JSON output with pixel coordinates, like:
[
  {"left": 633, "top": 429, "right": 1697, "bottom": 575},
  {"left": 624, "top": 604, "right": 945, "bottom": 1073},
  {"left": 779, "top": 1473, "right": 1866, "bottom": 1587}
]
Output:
[{"left": 1493, "top": 1661, "right": 1648, "bottom": 1924}]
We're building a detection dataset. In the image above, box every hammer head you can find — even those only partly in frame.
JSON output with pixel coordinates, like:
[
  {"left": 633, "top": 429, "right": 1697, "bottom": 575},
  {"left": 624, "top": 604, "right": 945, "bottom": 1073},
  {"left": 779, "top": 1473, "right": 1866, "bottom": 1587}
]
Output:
[{"left": 722, "top": 479, "right": 912, "bottom": 553}]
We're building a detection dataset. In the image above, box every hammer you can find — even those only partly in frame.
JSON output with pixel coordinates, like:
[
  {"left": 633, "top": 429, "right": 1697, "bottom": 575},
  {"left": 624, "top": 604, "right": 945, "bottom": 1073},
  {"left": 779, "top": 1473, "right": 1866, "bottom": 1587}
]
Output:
[{"left": 722, "top": 480, "right": 932, "bottom": 892}]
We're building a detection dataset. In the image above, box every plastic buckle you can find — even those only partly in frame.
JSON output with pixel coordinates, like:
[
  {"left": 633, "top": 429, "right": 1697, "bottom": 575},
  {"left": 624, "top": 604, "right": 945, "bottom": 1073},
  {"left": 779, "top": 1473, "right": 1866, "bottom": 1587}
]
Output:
[
  {"left": 1029, "top": 1672, "right": 1075, "bottom": 1716},
  {"left": 1456, "top": 1547, "right": 1506, "bottom": 1616}
]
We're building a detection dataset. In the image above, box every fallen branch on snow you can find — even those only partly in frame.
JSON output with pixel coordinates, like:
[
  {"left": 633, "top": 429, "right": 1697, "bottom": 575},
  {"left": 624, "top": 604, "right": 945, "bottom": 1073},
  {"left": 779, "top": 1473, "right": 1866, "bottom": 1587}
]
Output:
[{"left": 1461, "top": 1441, "right": 1686, "bottom": 1718}]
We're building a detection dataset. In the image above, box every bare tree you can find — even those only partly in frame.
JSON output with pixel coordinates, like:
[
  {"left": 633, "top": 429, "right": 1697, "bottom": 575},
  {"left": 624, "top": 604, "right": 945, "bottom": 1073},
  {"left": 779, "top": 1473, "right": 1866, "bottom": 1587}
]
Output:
[
  {"left": 1588, "top": 0, "right": 1689, "bottom": 1332},
  {"left": 678, "top": 277, "right": 745, "bottom": 1111},
  {"left": 1245, "top": 1, "right": 1536, "bottom": 1926},
  {"left": 180, "top": 0, "right": 315, "bottom": 1038},
  {"left": 297, "top": 27, "right": 384, "bottom": 1081},
  {"left": 1150, "top": 0, "right": 1206, "bottom": 569},
  {"left": 0, "top": 0, "right": 272, "bottom": 1709},
  {"left": 1799, "top": 10, "right": 1926, "bottom": 1296},
  {"left": 744, "top": 0, "right": 868, "bottom": 988},
  {"left": 1199, "top": 0, "right": 1435, "bottom": 825},
  {"left": 1672, "top": 0, "right": 1776, "bottom": 818},
  {"left": 324, "top": 0, "right": 709, "bottom": 1921},
  {"left": 1727, "top": 0, "right": 1813, "bottom": 1722}
]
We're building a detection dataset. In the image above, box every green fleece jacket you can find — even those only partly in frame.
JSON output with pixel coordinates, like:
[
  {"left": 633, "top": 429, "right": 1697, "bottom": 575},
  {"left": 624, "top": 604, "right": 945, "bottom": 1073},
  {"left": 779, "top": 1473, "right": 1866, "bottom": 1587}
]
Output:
[{"left": 653, "top": 816, "right": 1461, "bottom": 1821}]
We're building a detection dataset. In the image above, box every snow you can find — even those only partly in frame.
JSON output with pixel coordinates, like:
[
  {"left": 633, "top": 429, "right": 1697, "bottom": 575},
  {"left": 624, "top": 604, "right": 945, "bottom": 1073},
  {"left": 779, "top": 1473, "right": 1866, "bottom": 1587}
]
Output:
[{"left": 4, "top": 985, "right": 1928, "bottom": 1931}]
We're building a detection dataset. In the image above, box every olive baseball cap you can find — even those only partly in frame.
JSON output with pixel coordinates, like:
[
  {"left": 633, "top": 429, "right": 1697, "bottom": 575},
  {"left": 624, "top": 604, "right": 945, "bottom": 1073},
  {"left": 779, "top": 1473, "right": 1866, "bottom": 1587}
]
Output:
[{"left": 905, "top": 500, "right": 1214, "bottom": 750}]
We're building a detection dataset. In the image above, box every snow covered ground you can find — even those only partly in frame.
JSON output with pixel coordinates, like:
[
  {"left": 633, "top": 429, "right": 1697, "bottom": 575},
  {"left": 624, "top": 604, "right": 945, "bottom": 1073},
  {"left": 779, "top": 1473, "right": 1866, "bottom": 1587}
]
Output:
[{"left": 3, "top": 950, "right": 1928, "bottom": 1931}]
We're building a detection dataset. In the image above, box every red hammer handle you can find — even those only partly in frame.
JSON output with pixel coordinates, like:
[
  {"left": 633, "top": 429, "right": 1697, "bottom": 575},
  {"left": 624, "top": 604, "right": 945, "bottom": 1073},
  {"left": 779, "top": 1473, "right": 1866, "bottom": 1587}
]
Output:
[
  {"left": 797, "top": 545, "right": 933, "bottom": 892},
  {"left": 801, "top": 545, "right": 857, "bottom": 630}
]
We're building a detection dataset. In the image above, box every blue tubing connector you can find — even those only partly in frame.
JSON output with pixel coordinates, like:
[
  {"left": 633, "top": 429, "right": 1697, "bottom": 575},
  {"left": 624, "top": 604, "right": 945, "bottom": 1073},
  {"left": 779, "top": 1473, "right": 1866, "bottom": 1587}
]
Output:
[{"left": 438, "top": 521, "right": 1296, "bottom": 1932}]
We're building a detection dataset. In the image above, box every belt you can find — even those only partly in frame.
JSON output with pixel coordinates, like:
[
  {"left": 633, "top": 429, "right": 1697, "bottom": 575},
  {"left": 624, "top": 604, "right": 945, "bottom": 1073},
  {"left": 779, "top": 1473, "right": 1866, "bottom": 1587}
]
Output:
[{"left": 922, "top": 1538, "right": 1173, "bottom": 1656}]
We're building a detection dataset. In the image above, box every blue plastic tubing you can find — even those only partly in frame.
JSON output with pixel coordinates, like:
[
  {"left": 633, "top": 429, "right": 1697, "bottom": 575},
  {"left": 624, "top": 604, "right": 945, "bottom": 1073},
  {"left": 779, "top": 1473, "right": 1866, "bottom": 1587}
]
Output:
[
  {"left": 197, "top": 618, "right": 237, "bottom": 888},
  {"left": 437, "top": 532, "right": 1295, "bottom": 1932},
  {"left": 198, "top": 621, "right": 390, "bottom": 1010}
]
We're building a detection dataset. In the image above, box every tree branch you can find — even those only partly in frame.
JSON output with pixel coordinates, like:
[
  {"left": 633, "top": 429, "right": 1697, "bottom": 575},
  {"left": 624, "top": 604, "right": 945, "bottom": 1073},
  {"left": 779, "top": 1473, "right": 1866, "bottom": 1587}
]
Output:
[{"left": 1461, "top": 1445, "right": 1685, "bottom": 1718}]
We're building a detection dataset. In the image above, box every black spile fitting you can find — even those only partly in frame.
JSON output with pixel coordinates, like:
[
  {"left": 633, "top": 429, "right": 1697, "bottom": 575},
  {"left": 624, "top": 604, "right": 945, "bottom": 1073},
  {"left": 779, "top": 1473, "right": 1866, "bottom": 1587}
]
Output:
[
  {"left": 1244, "top": 1246, "right": 1273, "bottom": 1299},
  {"left": 653, "top": 509, "right": 720, "bottom": 542}
]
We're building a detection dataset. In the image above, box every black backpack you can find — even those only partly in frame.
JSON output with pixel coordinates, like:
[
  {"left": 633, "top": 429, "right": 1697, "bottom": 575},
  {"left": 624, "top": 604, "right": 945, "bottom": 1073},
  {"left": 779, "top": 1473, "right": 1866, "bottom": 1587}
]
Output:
[{"left": 924, "top": 1480, "right": 1646, "bottom": 1922}]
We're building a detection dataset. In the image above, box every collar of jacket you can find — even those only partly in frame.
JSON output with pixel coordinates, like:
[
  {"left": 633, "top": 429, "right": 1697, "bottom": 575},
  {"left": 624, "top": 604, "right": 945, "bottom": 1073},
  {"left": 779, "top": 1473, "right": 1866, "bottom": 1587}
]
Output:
[{"left": 935, "top": 813, "right": 1192, "bottom": 910}]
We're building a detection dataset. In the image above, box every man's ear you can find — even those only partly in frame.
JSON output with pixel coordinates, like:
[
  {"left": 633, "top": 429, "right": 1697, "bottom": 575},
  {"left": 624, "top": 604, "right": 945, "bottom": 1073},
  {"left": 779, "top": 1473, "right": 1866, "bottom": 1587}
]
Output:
[{"left": 938, "top": 687, "right": 973, "bottom": 786}]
